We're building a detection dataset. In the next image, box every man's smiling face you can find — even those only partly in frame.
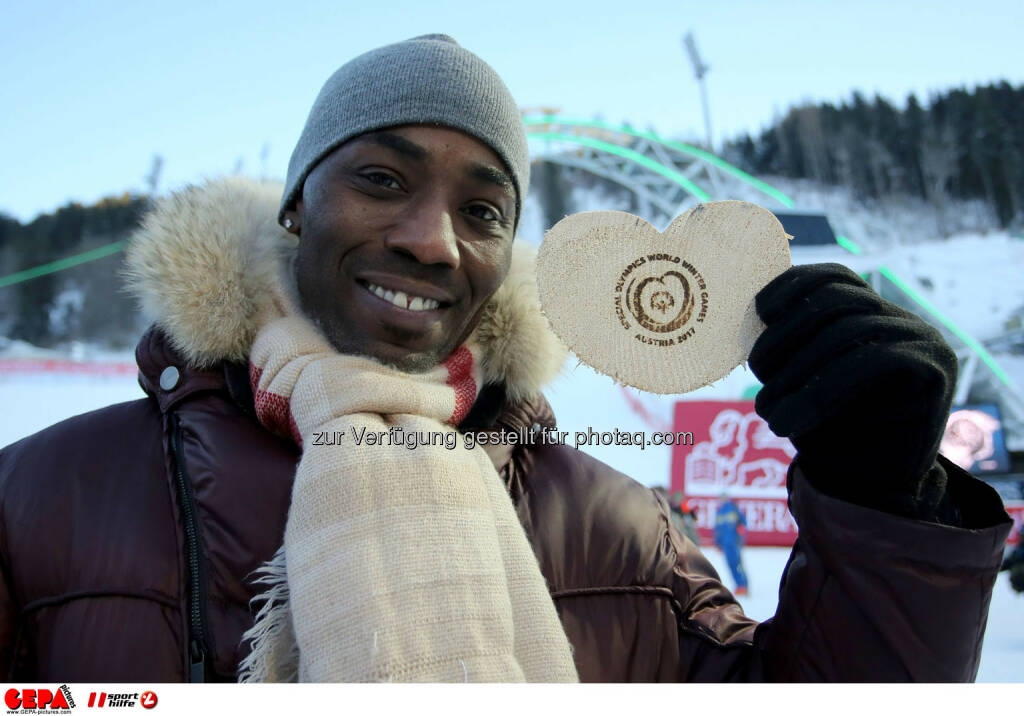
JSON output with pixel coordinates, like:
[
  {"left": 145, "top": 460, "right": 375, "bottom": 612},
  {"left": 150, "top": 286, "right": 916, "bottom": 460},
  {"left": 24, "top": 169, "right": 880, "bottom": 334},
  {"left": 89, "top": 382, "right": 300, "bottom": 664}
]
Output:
[{"left": 287, "top": 125, "right": 517, "bottom": 372}]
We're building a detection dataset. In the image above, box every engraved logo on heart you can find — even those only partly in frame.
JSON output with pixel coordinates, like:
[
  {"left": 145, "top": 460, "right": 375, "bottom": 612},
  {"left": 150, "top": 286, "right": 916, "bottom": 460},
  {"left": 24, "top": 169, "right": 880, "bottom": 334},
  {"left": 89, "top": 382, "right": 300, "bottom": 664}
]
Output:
[
  {"left": 625, "top": 269, "right": 692, "bottom": 333},
  {"left": 614, "top": 252, "right": 708, "bottom": 347}
]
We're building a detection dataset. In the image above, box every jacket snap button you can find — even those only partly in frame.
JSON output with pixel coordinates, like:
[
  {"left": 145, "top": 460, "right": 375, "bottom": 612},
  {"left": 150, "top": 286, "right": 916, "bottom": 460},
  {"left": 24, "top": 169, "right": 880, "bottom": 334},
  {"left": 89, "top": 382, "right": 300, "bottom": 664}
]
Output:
[{"left": 159, "top": 366, "right": 180, "bottom": 391}]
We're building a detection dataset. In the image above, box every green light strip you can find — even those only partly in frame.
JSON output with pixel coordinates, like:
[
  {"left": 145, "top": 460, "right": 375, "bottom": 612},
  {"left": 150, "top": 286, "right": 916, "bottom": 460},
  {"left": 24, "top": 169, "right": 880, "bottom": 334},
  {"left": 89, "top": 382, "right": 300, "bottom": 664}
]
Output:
[
  {"left": 877, "top": 266, "right": 1012, "bottom": 386},
  {"left": 833, "top": 235, "right": 1012, "bottom": 387},
  {"left": 524, "top": 115, "right": 795, "bottom": 208},
  {"left": 835, "top": 235, "right": 862, "bottom": 254},
  {"left": 0, "top": 240, "right": 126, "bottom": 288},
  {"left": 528, "top": 131, "right": 710, "bottom": 201}
]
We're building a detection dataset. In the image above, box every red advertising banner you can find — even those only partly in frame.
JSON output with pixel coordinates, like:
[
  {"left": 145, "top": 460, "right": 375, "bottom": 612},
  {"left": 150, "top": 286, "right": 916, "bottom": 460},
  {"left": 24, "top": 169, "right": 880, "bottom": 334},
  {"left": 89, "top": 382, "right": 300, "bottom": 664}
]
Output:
[
  {"left": 1006, "top": 501, "right": 1024, "bottom": 545},
  {"left": 670, "top": 400, "right": 797, "bottom": 547},
  {"left": 671, "top": 400, "right": 1024, "bottom": 547},
  {"left": 0, "top": 358, "right": 136, "bottom": 376}
]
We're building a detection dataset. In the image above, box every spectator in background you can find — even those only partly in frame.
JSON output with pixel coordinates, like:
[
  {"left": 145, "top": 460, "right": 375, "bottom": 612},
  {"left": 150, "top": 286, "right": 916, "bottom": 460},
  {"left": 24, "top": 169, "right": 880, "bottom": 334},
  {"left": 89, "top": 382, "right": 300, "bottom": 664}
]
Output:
[
  {"left": 714, "top": 493, "right": 749, "bottom": 596},
  {"left": 681, "top": 497, "right": 701, "bottom": 546},
  {"left": 1002, "top": 529, "right": 1024, "bottom": 594},
  {"left": 669, "top": 491, "right": 701, "bottom": 546},
  {"left": 653, "top": 486, "right": 697, "bottom": 545}
]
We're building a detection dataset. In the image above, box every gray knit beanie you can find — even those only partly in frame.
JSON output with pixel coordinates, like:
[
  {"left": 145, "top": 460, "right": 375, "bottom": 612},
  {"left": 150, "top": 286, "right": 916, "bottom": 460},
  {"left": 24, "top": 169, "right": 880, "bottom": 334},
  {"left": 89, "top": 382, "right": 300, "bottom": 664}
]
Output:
[{"left": 281, "top": 34, "right": 529, "bottom": 228}]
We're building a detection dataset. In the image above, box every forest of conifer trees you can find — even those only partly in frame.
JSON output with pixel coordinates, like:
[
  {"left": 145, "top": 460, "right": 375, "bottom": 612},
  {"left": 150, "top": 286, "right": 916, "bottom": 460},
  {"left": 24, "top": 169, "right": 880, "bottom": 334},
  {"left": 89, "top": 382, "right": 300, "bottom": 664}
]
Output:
[{"left": 723, "top": 82, "right": 1024, "bottom": 228}]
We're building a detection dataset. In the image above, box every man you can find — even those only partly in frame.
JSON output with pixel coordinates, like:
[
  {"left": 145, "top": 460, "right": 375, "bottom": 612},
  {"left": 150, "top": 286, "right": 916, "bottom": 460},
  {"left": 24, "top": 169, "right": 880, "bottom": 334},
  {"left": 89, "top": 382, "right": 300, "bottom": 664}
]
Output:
[
  {"left": 713, "top": 494, "right": 749, "bottom": 595},
  {"left": 0, "top": 34, "right": 1013, "bottom": 682}
]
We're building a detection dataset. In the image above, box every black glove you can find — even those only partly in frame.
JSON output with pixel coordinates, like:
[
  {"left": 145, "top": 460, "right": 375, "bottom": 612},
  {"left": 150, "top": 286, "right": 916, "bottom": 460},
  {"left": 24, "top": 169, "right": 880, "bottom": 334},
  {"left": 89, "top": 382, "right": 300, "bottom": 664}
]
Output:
[{"left": 748, "top": 263, "right": 959, "bottom": 522}]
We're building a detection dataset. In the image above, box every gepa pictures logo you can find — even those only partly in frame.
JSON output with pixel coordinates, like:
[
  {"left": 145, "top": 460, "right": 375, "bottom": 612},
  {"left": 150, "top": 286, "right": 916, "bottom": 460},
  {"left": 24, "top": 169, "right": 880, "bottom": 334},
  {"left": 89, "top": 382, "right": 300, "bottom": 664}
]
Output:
[{"left": 4, "top": 685, "right": 74, "bottom": 711}]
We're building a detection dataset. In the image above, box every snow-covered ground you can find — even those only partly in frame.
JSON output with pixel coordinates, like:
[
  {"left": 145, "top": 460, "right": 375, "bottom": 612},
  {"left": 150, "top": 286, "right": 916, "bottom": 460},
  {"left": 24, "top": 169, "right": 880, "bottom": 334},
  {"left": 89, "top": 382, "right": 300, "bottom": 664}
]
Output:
[
  {"left": 0, "top": 369, "right": 1019, "bottom": 681},
  {"left": 0, "top": 371, "right": 145, "bottom": 441}
]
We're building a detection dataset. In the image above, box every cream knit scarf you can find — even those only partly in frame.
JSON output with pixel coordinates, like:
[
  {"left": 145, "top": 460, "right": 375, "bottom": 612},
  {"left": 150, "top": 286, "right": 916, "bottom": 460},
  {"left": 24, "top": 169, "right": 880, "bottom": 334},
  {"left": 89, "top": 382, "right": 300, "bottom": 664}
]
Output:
[{"left": 237, "top": 314, "right": 578, "bottom": 683}]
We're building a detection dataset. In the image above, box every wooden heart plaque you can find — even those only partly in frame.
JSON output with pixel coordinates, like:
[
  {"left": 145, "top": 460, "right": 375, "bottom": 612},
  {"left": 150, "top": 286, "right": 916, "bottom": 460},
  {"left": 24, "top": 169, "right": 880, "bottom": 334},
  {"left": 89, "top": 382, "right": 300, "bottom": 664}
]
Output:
[{"left": 536, "top": 201, "right": 792, "bottom": 394}]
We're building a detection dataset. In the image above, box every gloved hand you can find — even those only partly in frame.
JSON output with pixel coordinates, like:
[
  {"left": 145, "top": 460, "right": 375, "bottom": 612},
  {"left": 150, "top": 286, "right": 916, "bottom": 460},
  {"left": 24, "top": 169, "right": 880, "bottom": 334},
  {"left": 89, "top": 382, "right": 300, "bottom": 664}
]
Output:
[{"left": 748, "top": 263, "right": 959, "bottom": 522}]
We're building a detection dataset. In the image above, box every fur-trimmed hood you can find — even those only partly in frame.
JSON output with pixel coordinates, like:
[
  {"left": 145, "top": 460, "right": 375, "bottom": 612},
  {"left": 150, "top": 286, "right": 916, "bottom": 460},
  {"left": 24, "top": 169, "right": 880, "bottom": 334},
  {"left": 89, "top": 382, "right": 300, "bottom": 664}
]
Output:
[{"left": 123, "top": 177, "right": 566, "bottom": 402}]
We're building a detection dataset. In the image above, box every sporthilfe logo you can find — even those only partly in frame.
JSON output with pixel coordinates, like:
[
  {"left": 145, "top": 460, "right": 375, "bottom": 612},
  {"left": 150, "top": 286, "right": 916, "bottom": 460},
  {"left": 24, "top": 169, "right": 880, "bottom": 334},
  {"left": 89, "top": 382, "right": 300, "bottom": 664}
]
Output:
[{"left": 86, "top": 691, "right": 157, "bottom": 709}]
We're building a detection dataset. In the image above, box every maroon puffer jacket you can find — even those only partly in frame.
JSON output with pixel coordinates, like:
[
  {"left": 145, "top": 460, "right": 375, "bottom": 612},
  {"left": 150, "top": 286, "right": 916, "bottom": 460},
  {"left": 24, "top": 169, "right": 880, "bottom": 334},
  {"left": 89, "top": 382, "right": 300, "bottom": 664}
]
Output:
[{"left": 0, "top": 327, "right": 1011, "bottom": 682}]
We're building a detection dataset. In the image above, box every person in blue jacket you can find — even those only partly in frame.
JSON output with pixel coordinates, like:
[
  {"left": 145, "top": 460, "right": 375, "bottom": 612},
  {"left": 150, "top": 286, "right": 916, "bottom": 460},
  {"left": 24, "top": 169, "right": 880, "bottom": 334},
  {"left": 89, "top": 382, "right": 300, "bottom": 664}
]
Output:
[{"left": 714, "top": 494, "right": 749, "bottom": 595}]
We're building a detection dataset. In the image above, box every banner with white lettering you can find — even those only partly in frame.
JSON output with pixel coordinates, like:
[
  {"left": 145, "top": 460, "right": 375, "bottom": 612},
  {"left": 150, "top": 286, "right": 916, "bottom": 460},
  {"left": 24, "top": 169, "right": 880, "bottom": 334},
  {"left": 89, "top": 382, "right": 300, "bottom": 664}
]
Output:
[
  {"left": 1005, "top": 502, "right": 1024, "bottom": 545},
  {"left": 670, "top": 400, "right": 797, "bottom": 546}
]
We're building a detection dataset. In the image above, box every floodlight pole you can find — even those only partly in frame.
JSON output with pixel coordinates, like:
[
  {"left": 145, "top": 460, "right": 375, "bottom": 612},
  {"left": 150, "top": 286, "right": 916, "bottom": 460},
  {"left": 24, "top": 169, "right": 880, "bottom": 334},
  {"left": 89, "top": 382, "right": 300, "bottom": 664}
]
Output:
[{"left": 683, "top": 31, "right": 714, "bottom": 153}]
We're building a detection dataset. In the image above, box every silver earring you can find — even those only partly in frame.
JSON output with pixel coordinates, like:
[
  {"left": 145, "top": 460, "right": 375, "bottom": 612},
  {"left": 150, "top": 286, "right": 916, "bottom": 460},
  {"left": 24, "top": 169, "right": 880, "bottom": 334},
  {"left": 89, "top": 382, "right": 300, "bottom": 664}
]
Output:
[{"left": 284, "top": 218, "right": 294, "bottom": 230}]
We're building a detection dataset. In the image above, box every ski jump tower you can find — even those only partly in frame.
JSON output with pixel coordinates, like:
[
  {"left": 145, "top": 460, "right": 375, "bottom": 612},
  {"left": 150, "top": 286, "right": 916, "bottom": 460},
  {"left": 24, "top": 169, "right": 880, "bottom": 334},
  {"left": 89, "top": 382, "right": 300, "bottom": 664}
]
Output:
[{"left": 525, "top": 114, "right": 1024, "bottom": 446}]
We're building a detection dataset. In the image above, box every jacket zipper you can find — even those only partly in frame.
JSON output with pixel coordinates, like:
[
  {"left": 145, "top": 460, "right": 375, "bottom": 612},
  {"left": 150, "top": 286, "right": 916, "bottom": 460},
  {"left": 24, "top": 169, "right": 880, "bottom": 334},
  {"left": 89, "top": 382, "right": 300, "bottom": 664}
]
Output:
[{"left": 170, "top": 414, "right": 210, "bottom": 683}]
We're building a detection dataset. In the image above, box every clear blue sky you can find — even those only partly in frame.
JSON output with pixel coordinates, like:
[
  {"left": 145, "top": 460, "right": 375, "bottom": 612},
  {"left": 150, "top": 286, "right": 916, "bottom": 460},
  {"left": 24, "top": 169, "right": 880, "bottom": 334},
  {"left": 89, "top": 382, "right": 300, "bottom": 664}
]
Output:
[{"left": 2, "top": 0, "right": 1021, "bottom": 221}]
